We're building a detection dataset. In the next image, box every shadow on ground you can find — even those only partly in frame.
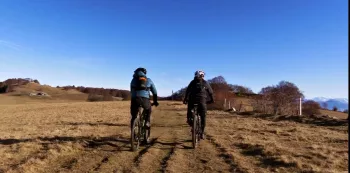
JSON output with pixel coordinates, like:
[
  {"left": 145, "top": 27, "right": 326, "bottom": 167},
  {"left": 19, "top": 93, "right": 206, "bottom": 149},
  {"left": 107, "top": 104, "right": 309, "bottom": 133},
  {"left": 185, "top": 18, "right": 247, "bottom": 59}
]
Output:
[
  {"left": 0, "top": 135, "right": 129, "bottom": 147},
  {"left": 235, "top": 142, "right": 297, "bottom": 169},
  {"left": 60, "top": 121, "right": 129, "bottom": 127},
  {"left": 225, "top": 112, "right": 349, "bottom": 127}
]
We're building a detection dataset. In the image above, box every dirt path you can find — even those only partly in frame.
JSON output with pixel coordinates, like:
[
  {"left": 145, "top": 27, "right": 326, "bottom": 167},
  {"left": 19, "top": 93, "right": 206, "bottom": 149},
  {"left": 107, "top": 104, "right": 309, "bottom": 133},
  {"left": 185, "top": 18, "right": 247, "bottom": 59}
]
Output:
[{"left": 0, "top": 103, "right": 240, "bottom": 173}]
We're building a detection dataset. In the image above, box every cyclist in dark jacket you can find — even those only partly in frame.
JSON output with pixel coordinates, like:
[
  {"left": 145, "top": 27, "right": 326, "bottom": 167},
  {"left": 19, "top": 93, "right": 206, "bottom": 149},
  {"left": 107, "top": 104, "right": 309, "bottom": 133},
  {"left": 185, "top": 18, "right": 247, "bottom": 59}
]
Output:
[
  {"left": 130, "top": 67, "right": 159, "bottom": 129},
  {"left": 183, "top": 70, "right": 214, "bottom": 139}
]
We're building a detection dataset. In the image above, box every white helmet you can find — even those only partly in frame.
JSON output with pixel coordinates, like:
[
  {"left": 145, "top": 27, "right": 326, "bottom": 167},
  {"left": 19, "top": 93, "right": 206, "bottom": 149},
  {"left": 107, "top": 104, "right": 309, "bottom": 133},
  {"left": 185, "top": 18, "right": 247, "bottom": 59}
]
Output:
[{"left": 194, "top": 70, "right": 205, "bottom": 78}]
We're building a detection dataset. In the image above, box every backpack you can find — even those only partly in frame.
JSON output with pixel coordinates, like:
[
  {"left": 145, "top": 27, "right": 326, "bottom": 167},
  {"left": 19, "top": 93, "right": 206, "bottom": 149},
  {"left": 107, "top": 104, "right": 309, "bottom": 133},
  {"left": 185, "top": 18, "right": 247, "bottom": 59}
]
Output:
[
  {"left": 135, "top": 77, "right": 148, "bottom": 90},
  {"left": 193, "top": 79, "right": 205, "bottom": 94}
]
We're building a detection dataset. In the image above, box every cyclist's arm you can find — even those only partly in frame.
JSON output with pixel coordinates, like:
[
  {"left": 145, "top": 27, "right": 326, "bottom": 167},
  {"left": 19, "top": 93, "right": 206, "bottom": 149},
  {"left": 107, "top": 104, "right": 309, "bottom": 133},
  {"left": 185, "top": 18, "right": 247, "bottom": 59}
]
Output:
[
  {"left": 184, "top": 80, "right": 194, "bottom": 101},
  {"left": 130, "top": 79, "right": 135, "bottom": 93},
  {"left": 148, "top": 78, "right": 158, "bottom": 102},
  {"left": 205, "top": 81, "right": 214, "bottom": 101}
]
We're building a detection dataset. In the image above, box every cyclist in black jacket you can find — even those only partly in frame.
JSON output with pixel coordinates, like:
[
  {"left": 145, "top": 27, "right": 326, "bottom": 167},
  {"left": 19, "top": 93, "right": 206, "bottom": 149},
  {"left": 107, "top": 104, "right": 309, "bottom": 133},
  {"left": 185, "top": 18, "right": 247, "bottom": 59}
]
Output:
[{"left": 183, "top": 70, "right": 214, "bottom": 139}]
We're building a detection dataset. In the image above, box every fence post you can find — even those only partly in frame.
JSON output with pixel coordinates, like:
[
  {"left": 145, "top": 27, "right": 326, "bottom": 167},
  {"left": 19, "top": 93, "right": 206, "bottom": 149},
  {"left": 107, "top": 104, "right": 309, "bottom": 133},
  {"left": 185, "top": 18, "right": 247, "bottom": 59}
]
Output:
[
  {"left": 224, "top": 98, "right": 227, "bottom": 109},
  {"left": 299, "top": 97, "right": 302, "bottom": 115},
  {"left": 229, "top": 101, "right": 231, "bottom": 109}
]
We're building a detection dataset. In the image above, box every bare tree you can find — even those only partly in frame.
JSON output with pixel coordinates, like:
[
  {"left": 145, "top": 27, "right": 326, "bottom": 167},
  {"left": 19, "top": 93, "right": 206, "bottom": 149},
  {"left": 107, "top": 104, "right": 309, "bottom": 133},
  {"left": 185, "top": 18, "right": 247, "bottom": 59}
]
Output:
[
  {"left": 229, "top": 84, "right": 254, "bottom": 94},
  {"left": 259, "top": 81, "right": 304, "bottom": 115},
  {"left": 208, "top": 76, "right": 227, "bottom": 84}
]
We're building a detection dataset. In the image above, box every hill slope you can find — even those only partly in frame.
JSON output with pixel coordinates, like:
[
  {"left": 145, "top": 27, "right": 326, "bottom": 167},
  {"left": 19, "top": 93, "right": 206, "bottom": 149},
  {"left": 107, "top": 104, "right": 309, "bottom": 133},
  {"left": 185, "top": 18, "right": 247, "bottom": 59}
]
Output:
[{"left": 0, "top": 82, "right": 89, "bottom": 104}]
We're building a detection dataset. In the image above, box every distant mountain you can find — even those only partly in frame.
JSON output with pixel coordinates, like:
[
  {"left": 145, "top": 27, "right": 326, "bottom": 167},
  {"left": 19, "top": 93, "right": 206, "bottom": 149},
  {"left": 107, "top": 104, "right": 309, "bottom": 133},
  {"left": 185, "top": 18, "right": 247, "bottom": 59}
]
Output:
[{"left": 311, "top": 97, "right": 348, "bottom": 111}]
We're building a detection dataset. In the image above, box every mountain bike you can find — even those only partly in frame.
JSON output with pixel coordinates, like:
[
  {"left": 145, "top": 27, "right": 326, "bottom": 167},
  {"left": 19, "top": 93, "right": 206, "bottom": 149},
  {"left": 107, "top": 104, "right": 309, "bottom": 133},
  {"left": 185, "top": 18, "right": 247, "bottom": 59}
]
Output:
[
  {"left": 187, "top": 100, "right": 214, "bottom": 149},
  {"left": 131, "top": 103, "right": 156, "bottom": 151}
]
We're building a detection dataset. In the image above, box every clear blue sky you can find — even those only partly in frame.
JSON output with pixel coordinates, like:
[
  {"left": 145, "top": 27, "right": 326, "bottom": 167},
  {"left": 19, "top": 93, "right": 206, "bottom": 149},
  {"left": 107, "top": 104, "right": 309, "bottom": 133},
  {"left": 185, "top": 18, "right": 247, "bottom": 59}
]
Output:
[{"left": 0, "top": 0, "right": 348, "bottom": 98}]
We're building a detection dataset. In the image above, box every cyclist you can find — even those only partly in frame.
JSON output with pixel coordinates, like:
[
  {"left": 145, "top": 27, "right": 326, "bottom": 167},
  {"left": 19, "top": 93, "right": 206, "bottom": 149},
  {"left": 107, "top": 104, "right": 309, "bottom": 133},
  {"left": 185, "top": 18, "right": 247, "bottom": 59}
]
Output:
[
  {"left": 183, "top": 70, "right": 214, "bottom": 139},
  {"left": 130, "top": 67, "right": 159, "bottom": 130}
]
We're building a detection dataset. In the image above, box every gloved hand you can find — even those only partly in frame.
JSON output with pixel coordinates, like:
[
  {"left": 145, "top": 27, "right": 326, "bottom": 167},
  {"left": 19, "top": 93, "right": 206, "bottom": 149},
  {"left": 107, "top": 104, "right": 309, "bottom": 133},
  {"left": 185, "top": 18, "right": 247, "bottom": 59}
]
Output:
[
  {"left": 208, "top": 95, "right": 215, "bottom": 104},
  {"left": 152, "top": 94, "right": 159, "bottom": 107},
  {"left": 152, "top": 101, "right": 159, "bottom": 107}
]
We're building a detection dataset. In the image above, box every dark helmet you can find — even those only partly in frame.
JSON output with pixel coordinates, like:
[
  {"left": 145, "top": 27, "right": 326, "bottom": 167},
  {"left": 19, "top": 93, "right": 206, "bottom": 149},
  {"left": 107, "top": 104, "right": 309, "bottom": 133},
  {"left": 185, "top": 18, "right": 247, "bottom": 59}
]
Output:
[{"left": 135, "top": 67, "right": 147, "bottom": 74}]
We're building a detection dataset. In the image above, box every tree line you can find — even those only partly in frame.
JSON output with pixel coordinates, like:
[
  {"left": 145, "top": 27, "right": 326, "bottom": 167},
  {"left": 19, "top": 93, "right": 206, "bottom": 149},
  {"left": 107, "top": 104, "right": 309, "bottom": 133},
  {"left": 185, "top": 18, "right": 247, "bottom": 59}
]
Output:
[
  {"left": 0, "top": 78, "right": 40, "bottom": 93},
  {"left": 166, "top": 75, "right": 340, "bottom": 116},
  {"left": 57, "top": 85, "right": 131, "bottom": 100}
]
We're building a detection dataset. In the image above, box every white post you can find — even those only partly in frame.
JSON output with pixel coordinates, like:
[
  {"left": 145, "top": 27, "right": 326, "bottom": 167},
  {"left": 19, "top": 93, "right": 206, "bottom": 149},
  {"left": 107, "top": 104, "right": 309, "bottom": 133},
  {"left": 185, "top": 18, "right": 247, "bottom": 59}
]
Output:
[
  {"left": 299, "top": 97, "right": 302, "bottom": 115},
  {"left": 224, "top": 98, "right": 227, "bottom": 109}
]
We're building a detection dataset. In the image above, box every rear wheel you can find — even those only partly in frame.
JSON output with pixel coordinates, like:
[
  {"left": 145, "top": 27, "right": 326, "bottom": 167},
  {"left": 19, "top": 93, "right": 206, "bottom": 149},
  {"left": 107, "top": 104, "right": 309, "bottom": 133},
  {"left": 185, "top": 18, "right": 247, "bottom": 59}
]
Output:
[
  {"left": 131, "top": 118, "right": 140, "bottom": 151},
  {"left": 141, "top": 115, "right": 150, "bottom": 145},
  {"left": 192, "top": 114, "right": 197, "bottom": 149},
  {"left": 197, "top": 116, "right": 201, "bottom": 143}
]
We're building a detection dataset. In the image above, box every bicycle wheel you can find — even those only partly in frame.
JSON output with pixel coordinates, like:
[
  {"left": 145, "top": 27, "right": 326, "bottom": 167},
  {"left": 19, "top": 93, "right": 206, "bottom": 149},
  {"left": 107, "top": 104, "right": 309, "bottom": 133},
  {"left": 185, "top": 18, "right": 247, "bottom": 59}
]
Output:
[
  {"left": 197, "top": 116, "right": 202, "bottom": 143},
  {"left": 192, "top": 113, "right": 197, "bottom": 149},
  {"left": 141, "top": 113, "right": 150, "bottom": 145},
  {"left": 131, "top": 117, "right": 141, "bottom": 151}
]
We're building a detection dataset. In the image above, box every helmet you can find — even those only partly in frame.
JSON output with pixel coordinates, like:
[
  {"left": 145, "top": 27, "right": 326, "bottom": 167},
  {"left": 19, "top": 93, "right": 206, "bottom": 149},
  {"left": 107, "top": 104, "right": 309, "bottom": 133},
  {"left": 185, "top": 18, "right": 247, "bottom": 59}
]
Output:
[
  {"left": 194, "top": 70, "right": 205, "bottom": 78},
  {"left": 135, "top": 67, "right": 147, "bottom": 74}
]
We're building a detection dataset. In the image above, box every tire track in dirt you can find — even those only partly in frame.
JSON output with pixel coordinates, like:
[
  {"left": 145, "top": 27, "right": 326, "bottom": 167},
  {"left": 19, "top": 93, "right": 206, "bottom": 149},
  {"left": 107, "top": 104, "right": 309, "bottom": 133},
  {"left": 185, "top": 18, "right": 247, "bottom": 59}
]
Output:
[
  {"left": 89, "top": 139, "right": 131, "bottom": 172},
  {"left": 206, "top": 134, "right": 245, "bottom": 173},
  {"left": 93, "top": 156, "right": 110, "bottom": 171},
  {"left": 160, "top": 145, "right": 176, "bottom": 173},
  {"left": 4, "top": 142, "right": 50, "bottom": 173},
  {"left": 99, "top": 129, "right": 168, "bottom": 173},
  {"left": 113, "top": 106, "right": 185, "bottom": 173},
  {"left": 160, "top": 104, "right": 243, "bottom": 173},
  {"left": 133, "top": 137, "right": 159, "bottom": 167},
  {"left": 127, "top": 127, "right": 178, "bottom": 173},
  {"left": 15, "top": 136, "right": 130, "bottom": 173}
]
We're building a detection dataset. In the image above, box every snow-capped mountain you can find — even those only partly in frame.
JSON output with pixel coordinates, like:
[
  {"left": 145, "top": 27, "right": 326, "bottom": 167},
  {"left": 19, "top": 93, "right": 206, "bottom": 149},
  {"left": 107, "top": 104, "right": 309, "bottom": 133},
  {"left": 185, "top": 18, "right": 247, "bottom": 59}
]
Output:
[
  {"left": 312, "top": 97, "right": 331, "bottom": 103},
  {"left": 311, "top": 97, "right": 348, "bottom": 111}
]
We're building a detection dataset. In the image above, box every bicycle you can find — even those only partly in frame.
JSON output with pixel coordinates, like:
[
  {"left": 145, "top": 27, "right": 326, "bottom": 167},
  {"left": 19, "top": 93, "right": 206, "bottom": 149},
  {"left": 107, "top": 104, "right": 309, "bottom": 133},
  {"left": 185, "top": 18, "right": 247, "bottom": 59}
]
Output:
[
  {"left": 191, "top": 103, "right": 202, "bottom": 149},
  {"left": 187, "top": 100, "right": 214, "bottom": 149},
  {"left": 130, "top": 103, "right": 156, "bottom": 151}
]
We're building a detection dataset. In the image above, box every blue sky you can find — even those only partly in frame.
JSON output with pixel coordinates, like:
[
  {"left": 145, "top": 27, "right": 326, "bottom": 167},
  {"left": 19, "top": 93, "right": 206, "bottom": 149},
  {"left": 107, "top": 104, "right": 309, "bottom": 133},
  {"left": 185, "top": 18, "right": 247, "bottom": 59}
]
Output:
[{"left": 0, "top": 0, "right": 348, "bottom": 98}]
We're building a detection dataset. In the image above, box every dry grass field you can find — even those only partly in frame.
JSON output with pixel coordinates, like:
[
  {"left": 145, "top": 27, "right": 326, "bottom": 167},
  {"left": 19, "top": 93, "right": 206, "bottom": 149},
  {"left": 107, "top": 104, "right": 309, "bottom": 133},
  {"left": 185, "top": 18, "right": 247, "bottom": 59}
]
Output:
[
  {"left": 0, "top": 99, "right": 348, "bottom": 173},
  {"left": 320, "top": 109, "right": 348, "bottom": 120}
]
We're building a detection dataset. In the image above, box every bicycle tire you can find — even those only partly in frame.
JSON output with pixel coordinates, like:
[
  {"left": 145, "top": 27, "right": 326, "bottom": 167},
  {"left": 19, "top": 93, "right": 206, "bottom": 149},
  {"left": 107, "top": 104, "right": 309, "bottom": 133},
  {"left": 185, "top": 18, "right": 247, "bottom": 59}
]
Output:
[
  {"left": 131, "top": 117, "right": 140, "bottom": 151},
  {"left": 141, "top": 113, "right": 150, "bottom": 145},
  {"left": 197, "top": 115, "right": 201, "bottom": 143},
  {"left": 192, "top": 116, "right": 197, "bottom": 149}
]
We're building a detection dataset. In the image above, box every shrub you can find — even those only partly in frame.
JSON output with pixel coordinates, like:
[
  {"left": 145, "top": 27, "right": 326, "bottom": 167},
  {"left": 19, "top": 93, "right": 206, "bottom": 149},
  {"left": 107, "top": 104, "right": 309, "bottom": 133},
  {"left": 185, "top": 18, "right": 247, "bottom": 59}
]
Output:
[
  {"left": 102, "top": 93, "right": 113, "bottom": 101},
  {"left": 302, "top": 100, "right": 321, "bottom": 115},
  {"left": 87, "top": 94, "right": 103, "bottom": 102},
  {"left": 332, "top": 106, "right": 338, "bottom": 111},
  {"left": 207, "top": 100, "right": 225, "bottom": 110},
  {"left": 0, "top": 84, "right": 8, "bottom": 93}
]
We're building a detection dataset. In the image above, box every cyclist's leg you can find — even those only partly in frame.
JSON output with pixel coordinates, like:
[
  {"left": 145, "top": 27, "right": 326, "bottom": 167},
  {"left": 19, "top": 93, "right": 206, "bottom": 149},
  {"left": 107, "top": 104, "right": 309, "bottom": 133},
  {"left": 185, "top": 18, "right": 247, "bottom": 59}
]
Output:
[
  {"left": 198, "top": 101, "right": 207, "bottom": 138},
  {"left": 187, "top": 100, "right": 194, "bottom": 126},
  {"left": 140, "top": 97, "right": 152, "bottom": 127},
  {"left": 130, "top": 97, "right": 141, "bottom": 130}
]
